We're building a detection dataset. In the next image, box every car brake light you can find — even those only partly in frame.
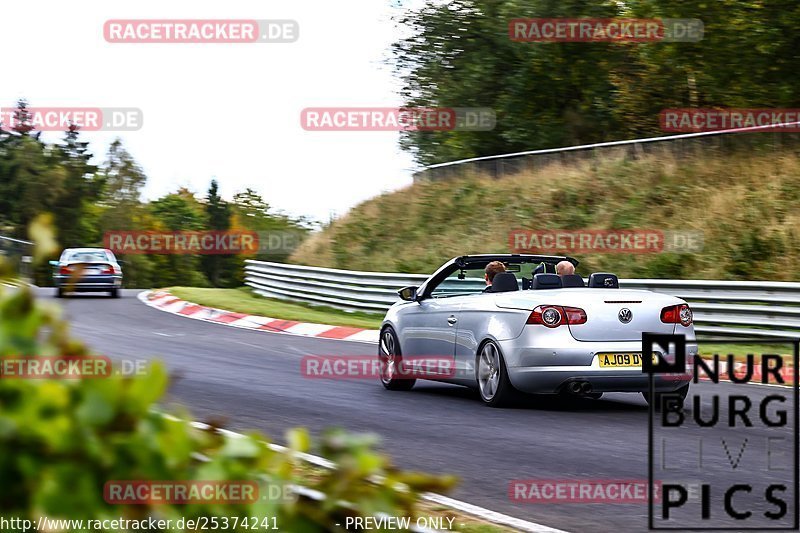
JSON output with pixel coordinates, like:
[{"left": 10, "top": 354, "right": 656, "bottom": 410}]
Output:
[
  {"left": 661, "top": 304, "right": 693, "bottom": 327},
  {"left": 527, "top": 305, "right": 587, "bottom": 327},
  {"left": 100, "top": 264, "right": 114, "bottom": 275},
  {"left": 59, "top": 265, "right": 73, "bottom": 275}
]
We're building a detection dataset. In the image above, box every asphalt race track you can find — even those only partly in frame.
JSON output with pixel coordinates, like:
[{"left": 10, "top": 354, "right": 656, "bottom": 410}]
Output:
[{"left": 47, "top": 288, "right": 798, "bottom": 533}]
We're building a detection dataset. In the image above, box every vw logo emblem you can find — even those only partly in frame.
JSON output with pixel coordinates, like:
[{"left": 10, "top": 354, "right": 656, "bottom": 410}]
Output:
[{"left": 618, "top": 308, "right": 633, "bottom": 324}]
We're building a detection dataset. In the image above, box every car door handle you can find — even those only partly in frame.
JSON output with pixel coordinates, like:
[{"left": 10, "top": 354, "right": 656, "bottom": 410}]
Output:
[{"left": 447, "top": 315, "right": 457, "bottom": 326}]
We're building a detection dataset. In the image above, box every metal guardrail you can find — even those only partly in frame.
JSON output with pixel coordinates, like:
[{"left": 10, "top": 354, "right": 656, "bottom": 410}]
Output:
[
  {"left": 413, "top": 120, "right": 800, "bottom": 182},
  {"left": 0, "top": 234, "right": 34, "bottom": 282},
  {"left": 245, "top": 260, "right": 800, "bottom": 339}
]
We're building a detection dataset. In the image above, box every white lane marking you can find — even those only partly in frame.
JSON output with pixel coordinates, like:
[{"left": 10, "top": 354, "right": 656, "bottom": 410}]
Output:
[
  {"left": 345, "top": 329, "right": 381, "bottom": 343},
  {"left": 234, "top": 340, "right": 263, "bottom": 350},
  {"left": 232, "top": 315, "right": 276, "bottom": 328},
  {"left": 284, "top": 322, "right": 337, "bottom": 336},
  {"left": 246, "top": 315, "right": 279, "bottom": 325},
  {"left": 173, "top": 417, "right": 565, "bottom": 533}
]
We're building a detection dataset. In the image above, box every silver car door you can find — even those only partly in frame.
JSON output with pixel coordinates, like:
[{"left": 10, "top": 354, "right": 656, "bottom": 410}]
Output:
[
  {"left": 453, "top": 293, "right": 490, "bottom": 383},
  {"left": 398, "top": 296, "right": 461, "bottom": 362}
]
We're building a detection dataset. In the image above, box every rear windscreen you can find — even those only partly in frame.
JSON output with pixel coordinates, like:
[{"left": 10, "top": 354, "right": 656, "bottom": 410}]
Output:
[{"left": 66, "top": 251, "right": 108, "bottom": 262}]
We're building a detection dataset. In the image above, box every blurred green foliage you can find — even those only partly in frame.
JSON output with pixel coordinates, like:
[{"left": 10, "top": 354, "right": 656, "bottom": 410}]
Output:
[{"left": 0, "top": 274, "right": 456, "bottom": 531}]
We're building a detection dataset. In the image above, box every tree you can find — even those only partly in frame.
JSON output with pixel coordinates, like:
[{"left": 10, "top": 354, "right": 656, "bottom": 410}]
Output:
[
  {"left": 393, "top": 0, "right": 625, "bottom": 165},
  {"left": 393, "top": 0, "right": 800, "bottom": 165},
  {"left": 0, "top": 101, "right": 63, "bottom": 238},
  {"left": 99, "top": 138, "right": 146, "bottom": 207},
  {"left": 231, "top": 189, "right": 311, "bottom": 263},
  {"left": 96, "top": 138, "right": 147, "bottom": 247},
  {"left": 149, "top": 189, "right": 210, "bottom": 287},
  {"left": 201, "top": 179, "right": 233, "bottom": 286},
  {"left": 52, "top": 124, "right": 101, "bottom": 247},
  {"left": 10, "top": 99, "right": 35, "bottom": 136}
]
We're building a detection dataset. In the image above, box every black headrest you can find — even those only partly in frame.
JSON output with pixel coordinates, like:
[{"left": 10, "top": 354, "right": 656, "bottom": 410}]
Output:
[
  {"left": 521, "top": 277, "right": 532, "bottom": 290},
  {"left": 588, "top": 272, "right": 619, "bottom": 288},
  {"left": 490, "top": 272, "right": 519, "bottom": 293},
  {"left": 532, "top": 273, "right": 562, "bottom": 290},
  {"left": 561, "top": 274, "right": 585, "bottom": 288}
]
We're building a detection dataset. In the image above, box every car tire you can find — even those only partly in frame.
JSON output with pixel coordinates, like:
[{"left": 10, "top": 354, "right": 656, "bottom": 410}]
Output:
[
  {"left": 476, "top": 340, "right": 516, "bottom": 407},
  {"left": 56, "top": 287, "right": 64, "bottom": 298},
  {"left": 379, "top": 326, "right": 415, "bottom": 391},
  {"left": 642, "top": 383, "right": 690, "bottom": 411},
  {"left": 110, "top": 288, "right": 120, "bottom": 298}
]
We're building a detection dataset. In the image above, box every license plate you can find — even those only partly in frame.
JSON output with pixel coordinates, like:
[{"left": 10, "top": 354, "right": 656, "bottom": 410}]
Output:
[
  {"left": 597, "top": 353, "right": 648, "bottom": 368},
  {"left": 84, "top": 268, "right": 100, "bottom": 275}
]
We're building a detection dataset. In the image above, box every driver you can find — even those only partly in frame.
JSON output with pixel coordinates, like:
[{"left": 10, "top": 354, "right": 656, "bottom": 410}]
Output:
[{"left": 483, "top": 261, "right": 507, "bottom": 292}]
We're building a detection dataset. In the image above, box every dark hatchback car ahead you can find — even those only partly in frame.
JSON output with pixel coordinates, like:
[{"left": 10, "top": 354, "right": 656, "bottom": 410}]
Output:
[{"left": 50, "top": 248, "right": 123, "bottom": 298}]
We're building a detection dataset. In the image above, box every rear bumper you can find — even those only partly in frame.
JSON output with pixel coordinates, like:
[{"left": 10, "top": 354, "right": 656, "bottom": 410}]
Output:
[
  {"left": 498, "top": 329, "right": 696, "bottom": 394},
  {"left": 54, "top": 275, "right": 122, "bottom": 291},
  {"left": 507, "top": 365, "right": 692, "bottom": 393}
]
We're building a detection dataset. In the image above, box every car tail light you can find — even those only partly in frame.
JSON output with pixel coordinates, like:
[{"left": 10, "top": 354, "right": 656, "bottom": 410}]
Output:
[
  {"left": 59, "top": 265, "right": 74, "bottom": 275},
  {"left": 100, "top": 264, "right": 114, "bottom": 275},
  {"left": 661, "top": 304, "right": 693, "bottom": 327},
  {"left": 527, "top": 305, "right": 587, "bottom": 327}
]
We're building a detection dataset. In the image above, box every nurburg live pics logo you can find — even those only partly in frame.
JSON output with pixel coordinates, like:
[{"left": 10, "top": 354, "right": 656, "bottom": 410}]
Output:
[{"left": 644, "top": 333, "right": 799, "bottom": 530}]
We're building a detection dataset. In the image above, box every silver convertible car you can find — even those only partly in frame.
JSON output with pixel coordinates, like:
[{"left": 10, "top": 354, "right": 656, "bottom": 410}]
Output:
[{"left": 379, "top": 254, "right": 696, "bottom": 407}]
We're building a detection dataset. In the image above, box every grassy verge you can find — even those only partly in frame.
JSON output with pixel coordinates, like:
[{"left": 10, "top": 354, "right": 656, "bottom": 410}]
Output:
[
  {"left": 700, "top": 343, "right": 796, "bottom": 367},
  {"left": 290, "top": 150, "right": 800, "bottom": 281},
  {"left": 167, "top": 286, "right": 383, "bottom": 329}
]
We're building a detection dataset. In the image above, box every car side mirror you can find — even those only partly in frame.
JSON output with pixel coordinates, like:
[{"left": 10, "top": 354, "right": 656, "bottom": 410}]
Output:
[
  {"left": 48, "top": 260, "right": 58, "bottom": 266},
  {"left": 397, "top": 286, "right": 418, "bottom": 302}
]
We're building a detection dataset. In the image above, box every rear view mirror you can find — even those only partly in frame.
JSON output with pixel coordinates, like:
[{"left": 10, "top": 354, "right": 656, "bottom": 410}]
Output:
[{"left": 397, "top": 286, "right": 418, "bottom": 302}]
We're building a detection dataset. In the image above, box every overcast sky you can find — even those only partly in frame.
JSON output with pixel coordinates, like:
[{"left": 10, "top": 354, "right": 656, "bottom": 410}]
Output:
[{"left": 4, "top": 0, "right": 423, "bottom": 223}]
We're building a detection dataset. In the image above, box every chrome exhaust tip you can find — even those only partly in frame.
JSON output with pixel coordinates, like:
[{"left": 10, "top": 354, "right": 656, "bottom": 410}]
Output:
[{"left": 568, "top": 381, "right": 582, "bottom": 394}]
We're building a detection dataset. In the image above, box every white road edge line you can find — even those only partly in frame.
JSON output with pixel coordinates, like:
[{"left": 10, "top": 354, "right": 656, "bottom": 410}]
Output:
[{"left": 167, "top": 416, "right": 567, "bottom": 533}]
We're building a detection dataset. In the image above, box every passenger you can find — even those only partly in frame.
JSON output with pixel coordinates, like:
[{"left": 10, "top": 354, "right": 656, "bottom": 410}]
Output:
[
  {"left": 483, "top": 261, "right": 507, "bottom": 292},
  {"left": 556, "top": 260, "right": 575, "bottom": 277}
]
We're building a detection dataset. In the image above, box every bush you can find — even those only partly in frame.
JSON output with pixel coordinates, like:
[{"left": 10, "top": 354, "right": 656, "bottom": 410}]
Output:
[{"left": 0, "top": 277, "right": 455, "bottom": 531}]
